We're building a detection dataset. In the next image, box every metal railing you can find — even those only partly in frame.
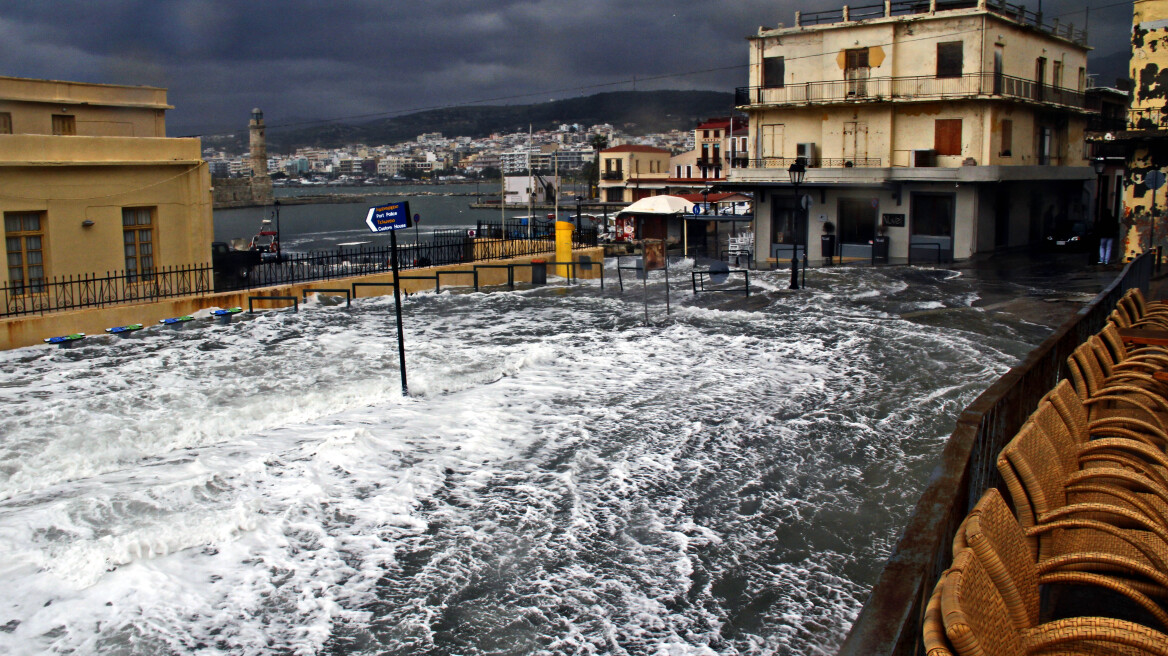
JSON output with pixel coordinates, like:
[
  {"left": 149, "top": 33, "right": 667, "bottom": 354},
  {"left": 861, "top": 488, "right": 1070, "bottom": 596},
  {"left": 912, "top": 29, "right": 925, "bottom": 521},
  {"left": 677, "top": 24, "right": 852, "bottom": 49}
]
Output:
[
  {"left": 837, "top": 252, "right": 1154, "bottom": 656},
  {"left": 1, "top": 228, "right": 599, "bottom": 318},
  {"left": 794, "top": 0, "right": 1086, "bottom": 45},
  {"left": 736, "top": 73, "right": 1087, "bottom": 110},
  {"left": 1129, "top": 107, "right": 1168, "bottom": 131},
  {"left": 745, "top": 157, "right": 884, "bottom": 169},
  {"left": 1, "top": 264, "right": 214, "bottom": 318}
]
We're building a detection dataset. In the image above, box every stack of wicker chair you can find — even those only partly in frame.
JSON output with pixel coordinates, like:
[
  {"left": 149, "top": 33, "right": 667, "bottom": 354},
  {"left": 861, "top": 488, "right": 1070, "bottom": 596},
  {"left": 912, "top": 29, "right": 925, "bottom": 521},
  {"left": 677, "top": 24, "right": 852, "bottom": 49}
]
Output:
[{"left": 924, "top": 287, "right": 1168, "bottom": 654}]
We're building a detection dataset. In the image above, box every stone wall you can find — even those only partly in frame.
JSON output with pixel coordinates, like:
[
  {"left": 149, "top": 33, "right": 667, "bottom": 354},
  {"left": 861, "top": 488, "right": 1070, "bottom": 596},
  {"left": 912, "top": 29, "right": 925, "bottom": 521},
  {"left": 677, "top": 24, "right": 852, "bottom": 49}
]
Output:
[{"left": 211, "top": 176, "right": 274, "bottom": 209}]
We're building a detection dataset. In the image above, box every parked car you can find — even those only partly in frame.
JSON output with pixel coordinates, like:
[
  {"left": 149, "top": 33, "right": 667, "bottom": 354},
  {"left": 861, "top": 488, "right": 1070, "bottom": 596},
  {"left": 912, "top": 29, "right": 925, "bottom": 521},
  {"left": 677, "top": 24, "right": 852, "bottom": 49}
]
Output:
[
  {"left": 211, "top": 241, "right": 262, "bottom": 290},
  {"left": 1046, "top": 221, "right": 1092, "bottom": 251}
]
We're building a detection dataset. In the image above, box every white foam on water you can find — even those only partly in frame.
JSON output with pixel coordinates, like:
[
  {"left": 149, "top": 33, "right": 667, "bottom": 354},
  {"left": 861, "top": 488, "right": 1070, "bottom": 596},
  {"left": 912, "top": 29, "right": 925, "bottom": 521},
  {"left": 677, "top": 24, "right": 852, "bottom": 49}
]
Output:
[{"left": 0, "top": 265, "right": 1040, "bottom": 655}]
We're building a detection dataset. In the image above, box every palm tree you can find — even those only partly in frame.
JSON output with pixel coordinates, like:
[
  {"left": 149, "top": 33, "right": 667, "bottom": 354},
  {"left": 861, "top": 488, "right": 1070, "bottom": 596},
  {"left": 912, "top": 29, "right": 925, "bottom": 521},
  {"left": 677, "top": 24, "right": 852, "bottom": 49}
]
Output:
[{"left": 585, "top": 133, "right": 610, "bottom": 199}]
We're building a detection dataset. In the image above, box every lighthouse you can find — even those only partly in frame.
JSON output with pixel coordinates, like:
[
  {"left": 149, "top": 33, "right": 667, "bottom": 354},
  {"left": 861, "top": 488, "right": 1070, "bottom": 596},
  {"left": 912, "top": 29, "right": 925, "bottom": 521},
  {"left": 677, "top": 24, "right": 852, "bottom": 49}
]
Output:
[{"left": 249, "top": 108, "right": 268, "bottom": 178}]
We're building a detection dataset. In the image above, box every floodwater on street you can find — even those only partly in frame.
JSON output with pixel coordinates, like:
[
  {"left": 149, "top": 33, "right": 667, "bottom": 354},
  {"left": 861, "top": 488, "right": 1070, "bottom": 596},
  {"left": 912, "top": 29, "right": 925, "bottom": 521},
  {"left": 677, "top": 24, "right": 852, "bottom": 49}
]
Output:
[{"left": 0, "top": 257, "right": 1098, "bottom": 654}]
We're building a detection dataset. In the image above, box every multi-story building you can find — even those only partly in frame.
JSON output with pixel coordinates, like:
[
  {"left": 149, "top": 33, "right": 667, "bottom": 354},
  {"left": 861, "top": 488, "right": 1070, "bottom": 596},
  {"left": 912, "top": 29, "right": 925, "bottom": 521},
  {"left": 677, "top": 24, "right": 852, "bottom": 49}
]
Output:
[
  {"left": 669, "top": 116, "right": 749, "bottom": 193},
  {"left": 597, "top": 145, "right": 672, "bottom": 203},
  {"left": 0, "top": 75, "right": 211, "bottom": 296},
  {"left": 1118, "top": 0, "right": 1168, "bottom": 258},
  {"left": 723, "top": 0, "right": 1094, "bottom": 265}
]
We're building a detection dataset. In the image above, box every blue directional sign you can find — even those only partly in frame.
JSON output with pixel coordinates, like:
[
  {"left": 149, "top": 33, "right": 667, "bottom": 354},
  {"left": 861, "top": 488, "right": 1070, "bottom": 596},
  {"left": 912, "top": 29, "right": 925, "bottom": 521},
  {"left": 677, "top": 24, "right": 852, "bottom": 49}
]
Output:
[
  {"left": 365, "top": 201, "right": 413, "bottom": 232},
  {"left": 1148, "top": 171, "right": 1167, "bottom": 191}
]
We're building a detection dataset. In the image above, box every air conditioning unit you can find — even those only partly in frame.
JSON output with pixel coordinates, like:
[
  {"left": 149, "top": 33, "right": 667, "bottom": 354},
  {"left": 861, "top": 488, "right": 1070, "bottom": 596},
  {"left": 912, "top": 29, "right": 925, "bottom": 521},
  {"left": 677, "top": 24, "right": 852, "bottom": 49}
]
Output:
[
  {"left": 913, "top": 149, "right": 937, "bottom": 167},
  {"left": 796, "top": 143, "right": 819, "bottom": 167}
]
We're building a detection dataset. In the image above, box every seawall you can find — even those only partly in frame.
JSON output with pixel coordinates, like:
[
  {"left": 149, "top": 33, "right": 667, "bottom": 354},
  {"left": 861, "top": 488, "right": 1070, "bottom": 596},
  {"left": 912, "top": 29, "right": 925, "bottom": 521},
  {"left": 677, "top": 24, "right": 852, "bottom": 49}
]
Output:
[{"left": 1, "top": 247, "right": 603, "bottom": 351}]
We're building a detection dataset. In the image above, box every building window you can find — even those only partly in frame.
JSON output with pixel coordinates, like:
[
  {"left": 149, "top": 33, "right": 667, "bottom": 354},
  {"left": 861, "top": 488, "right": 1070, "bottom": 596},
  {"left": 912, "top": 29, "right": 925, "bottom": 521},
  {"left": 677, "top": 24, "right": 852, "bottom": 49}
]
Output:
[
  {"left": 763, "top": 56, "right": 785, "bottom": 88},
  {"left": 1000, "top": 119, "right": 1013, "bottom": 157},
  {"left": 1038, "top": 126, "right": 1053, "bottom": 165},
  {"left": 934, "top": 119, "right": 963, "bottom": 156},
  {"left": 1078, "top": 67, "right": 1086, "bottom": 92},
  {"left": 5, "top": 212, "right": 46, "bottom": 294},
  {"left": 1053, "top": 60, "right": 1063, "bottom": 88},
  {"left": 605, "top": 188, "right": 624, "bottom": 202},
  {"left": 51, "top": 114, "right": 75, "bottom": 136},
  {"left": 936, "top": 42, "right": 963, "bottom": 78},
  {"left": 0, "top": 112, "right": 11, "bottom": 134},
  {"left": 122, "top": 207, "right": 155, "bottom": 280},
  {"left": 845, "top": 48, "right": 870, "bottom": 96},
  {"left": 703, "top": 130, "right": 710, "bottom": 138}
]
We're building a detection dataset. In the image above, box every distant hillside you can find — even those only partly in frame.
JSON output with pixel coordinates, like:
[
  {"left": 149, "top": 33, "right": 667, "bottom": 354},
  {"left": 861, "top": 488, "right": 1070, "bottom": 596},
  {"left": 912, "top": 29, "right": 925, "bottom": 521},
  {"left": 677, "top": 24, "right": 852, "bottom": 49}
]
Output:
[
  {"left": 261, "top": 90, "right": 737, "bottom": 153},
  {"left": 1089, "top": 48, "right": 1132, "bottom": 88}
]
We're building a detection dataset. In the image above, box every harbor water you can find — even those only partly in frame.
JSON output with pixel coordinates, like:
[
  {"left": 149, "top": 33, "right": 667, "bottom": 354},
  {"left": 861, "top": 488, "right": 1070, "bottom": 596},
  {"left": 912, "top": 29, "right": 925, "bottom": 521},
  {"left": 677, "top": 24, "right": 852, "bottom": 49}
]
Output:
[
  {"left": 215, "top": 184, "right": 594, "bottom": 252},
  {"left": 0, "top": 253, "right": 1072, "bottom": 655}
]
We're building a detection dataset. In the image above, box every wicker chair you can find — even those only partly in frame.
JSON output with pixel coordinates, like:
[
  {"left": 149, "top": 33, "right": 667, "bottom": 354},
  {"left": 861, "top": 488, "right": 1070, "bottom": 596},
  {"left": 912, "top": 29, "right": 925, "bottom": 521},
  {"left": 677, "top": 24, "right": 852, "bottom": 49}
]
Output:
[
  {"left": 959, "top": 488, "right": 1168, "bottom": 628},
  {"left": 1119, "top": 288, "right": 1168, "bottom": 330},
  {"left": 1066, "top": 341, "right": 1168, "bottom": 434},
  {"left": 1098, "top": 323, "right": 1168, "bottom": 370},
  {"left": 940, "top": 548, "right": 1168, "bottom": 655},
  {"left": 924, "top": 575, "right": 957, "bottom": 656},
  {"left": 1047, "top": 379, "right": 1168, "bottom": 453},
  {"left": 997, "top": 421, "right": 1168, "bottom": 579}
]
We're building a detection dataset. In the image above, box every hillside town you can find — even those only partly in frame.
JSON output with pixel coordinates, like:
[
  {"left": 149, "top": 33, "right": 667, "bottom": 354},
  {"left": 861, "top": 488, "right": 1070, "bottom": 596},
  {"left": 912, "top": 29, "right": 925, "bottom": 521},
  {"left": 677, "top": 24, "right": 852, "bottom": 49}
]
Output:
[{"left": 203, "top": 123, "right": 693, "bottom": 183}]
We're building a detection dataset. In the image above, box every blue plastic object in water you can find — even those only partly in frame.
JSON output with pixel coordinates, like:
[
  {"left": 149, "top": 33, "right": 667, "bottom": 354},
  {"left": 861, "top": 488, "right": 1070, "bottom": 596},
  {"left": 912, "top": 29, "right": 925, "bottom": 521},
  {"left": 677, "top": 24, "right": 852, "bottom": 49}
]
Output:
[
  {"left": 44, "top": 333, "right": 85, "bottom": 344},
  {"left": 159, "top": 316, "right": 194, "bottom": 325},
  {"left": 105, "top": 324, "right": 144, "bottom": 334}
]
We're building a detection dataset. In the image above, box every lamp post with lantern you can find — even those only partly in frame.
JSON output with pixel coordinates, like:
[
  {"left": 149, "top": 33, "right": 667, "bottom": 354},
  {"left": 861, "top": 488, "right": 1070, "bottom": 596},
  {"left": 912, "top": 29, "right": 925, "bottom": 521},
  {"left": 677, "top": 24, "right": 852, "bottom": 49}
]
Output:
[
  {"left": 1092, "top": 157, "right": 1106, "bottom": 264},
  {"left": 788, "top": 160, "right": 806, "bottom": 290}
]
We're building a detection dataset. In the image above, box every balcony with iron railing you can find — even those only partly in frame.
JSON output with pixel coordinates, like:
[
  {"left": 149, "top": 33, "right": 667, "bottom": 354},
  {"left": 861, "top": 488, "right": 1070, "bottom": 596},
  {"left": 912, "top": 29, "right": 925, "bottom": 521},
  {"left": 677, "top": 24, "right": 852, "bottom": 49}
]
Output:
[
  {"left": 735, "top": 72, "right": 1087, "bottom": 111},
  {"left": 1128, "top": 107, "right": 1168, "bottom": 131},
  {"left": 744, "top": 157, "right": 884, "bottom": 169},
  {"left": 601, "top": 170, "right": 624, "bottom": 181},
  {"left": 791, "top": 0, "right": 1086, "bottom": 46}
]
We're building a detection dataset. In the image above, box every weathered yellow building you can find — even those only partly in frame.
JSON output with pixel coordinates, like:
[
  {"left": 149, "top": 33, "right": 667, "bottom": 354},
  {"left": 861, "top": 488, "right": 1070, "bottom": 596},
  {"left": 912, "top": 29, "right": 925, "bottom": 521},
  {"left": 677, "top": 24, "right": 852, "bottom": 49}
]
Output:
[
  {"left": 1121, "top": 0, "right": 1168, "bottom": 258},
  {"left": 0, "top": 76, "right": 211, "bottom": 304},
  {"left": 597, "top": 145, "right": 672, "bottom": 203},
  {"left": 725, "top": 0, "right": 1094, "bottom": 264}
]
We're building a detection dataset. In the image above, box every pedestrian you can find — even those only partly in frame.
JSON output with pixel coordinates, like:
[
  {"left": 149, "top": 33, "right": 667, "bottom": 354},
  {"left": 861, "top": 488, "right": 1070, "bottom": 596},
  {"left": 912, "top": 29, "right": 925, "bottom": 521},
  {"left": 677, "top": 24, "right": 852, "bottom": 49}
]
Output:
[{"left": 1098, "top": 208, "right": 1118, "bottom": 264}]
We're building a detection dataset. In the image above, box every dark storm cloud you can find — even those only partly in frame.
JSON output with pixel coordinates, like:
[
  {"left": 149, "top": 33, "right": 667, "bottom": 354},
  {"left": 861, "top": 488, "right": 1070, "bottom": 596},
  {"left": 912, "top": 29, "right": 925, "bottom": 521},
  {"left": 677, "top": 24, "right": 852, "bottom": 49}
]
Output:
[{"left": 0, "top": 0, "right": 1135, "bottom": 137}]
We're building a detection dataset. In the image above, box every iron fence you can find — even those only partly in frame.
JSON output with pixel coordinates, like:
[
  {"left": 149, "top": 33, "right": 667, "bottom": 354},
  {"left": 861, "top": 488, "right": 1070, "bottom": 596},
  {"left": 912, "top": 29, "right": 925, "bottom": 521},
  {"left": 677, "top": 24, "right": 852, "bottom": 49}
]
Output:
[
  {"left": 2, "top": 227, "right": 599, "bottom": 318},
  {"left": 837, "top": 252, "right": 1155, "bottom": 656},
  {"left": 736, "top": 72, "right": 1086, "bottom": 110},
  {"left": 1, "top": 264, "right": 214, "bottom": 318}
]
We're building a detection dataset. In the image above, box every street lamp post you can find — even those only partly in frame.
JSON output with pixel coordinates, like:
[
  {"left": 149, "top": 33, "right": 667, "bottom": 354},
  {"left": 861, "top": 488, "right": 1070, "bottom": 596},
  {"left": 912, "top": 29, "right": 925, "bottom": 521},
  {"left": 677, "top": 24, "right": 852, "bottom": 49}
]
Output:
[
  {"left": 701, "top": 187, "right": 712, "bottom": 260},
  {"left": 1092, "top": 157, "right": 1106, "bottom": 265},
  {"left": 788, "top": 161, "right": 806, "bottom": 290},
  {"left": 274, "top": 199, "right": 282, "bottom": 262}
]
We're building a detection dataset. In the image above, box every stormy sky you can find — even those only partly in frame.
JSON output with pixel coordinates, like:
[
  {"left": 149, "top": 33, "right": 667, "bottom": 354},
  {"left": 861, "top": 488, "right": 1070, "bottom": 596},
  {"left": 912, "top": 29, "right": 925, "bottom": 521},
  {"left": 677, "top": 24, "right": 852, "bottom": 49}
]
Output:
[{"left": 0, "top": 0, "right": 1132, "bottom": 138}]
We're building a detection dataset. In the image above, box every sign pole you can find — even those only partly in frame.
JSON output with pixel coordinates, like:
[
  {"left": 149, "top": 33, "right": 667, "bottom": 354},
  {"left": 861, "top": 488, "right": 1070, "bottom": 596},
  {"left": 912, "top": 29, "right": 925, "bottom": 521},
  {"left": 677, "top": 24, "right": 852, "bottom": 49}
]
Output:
[
  {"left": 643, "top": 269, "right": 649, "bottom": 326},
  {"left": 366, "top": 200, "right": 413, "bottom": 397},
  {"left": 390, "top": 228, "right": 408, "bottom": 396},
  {"left": 663, "top": 241, "right": 671, "bottom": 315}
]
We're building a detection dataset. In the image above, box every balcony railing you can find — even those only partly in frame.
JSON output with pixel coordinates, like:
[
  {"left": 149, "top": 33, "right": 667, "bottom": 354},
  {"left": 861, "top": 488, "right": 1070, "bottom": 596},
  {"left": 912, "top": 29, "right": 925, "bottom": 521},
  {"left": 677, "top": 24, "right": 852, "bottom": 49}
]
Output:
[
  {"left": 793, "top": 0, "right": 1086, "bottom": 46},
  {"left": 745, "top": 157, "right": 883, "bottom": 169},
  {"left": 736, "top": 73, "right": 1087, "bottom": 111},
  {"left": 601, "top": 171, "right": 624, "bottom": 180},
  {"left": 1129, "top": 107, "right": 1168, "bottom": 131}
]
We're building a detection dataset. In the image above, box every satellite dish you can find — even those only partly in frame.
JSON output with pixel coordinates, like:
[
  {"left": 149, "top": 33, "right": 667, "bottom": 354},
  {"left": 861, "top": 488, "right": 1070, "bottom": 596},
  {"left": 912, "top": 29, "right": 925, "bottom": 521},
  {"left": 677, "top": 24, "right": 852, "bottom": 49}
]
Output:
[{"left": 709, "top": 260, "right": 730, "bottom": 285}]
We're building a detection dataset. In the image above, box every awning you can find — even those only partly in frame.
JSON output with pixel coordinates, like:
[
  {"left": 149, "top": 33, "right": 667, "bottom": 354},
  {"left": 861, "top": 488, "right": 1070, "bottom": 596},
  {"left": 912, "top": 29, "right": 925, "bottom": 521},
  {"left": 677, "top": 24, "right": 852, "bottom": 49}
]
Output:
[{"left": 616, "top": 195, "right": 695, "bottom": 216}]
